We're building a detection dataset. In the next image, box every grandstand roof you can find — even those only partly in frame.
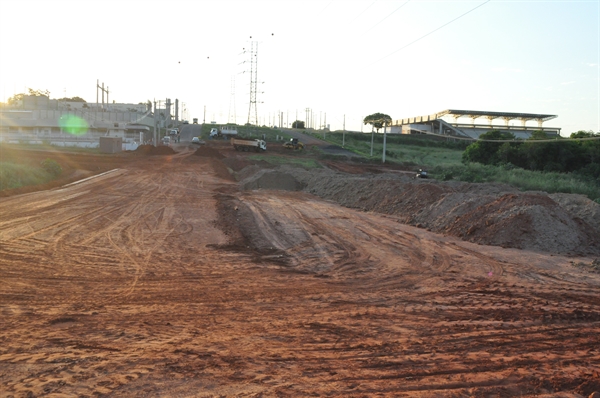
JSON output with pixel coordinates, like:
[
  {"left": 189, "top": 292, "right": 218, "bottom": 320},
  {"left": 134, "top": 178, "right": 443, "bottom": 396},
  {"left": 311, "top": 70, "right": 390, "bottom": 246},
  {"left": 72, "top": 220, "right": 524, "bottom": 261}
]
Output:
[{"left": 437, "top": 109, "right": 557, "bottom": 122}]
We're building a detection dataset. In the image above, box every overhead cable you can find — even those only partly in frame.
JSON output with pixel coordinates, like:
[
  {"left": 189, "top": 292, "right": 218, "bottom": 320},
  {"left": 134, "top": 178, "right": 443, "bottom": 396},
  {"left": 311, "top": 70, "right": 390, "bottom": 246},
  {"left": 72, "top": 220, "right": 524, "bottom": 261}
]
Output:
[{"left": 373, "top": 0, "right": 492, "bottom": 65}]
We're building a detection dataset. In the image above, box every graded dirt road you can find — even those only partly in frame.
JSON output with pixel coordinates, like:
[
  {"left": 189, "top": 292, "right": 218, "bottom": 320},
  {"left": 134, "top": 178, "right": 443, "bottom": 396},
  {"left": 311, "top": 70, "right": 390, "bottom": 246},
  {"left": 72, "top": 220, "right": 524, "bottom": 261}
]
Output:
[{"left": 0, "top": 142, "right": 599, "bottom": 397}]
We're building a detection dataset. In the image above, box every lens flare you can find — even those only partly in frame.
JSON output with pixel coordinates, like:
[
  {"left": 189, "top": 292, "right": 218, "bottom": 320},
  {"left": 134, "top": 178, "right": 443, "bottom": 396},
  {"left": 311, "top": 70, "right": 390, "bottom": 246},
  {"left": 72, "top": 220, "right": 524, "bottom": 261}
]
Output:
[{"left": 59, "top": 115, "right": 89, "bottom": 136}]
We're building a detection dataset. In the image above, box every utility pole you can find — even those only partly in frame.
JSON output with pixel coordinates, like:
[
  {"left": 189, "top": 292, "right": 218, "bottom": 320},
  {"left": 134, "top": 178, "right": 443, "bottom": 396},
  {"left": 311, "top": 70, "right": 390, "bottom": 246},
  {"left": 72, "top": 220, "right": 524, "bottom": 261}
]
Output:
[
  {"left": 305, "top": 108, "right": 309, "bottom": 129},
  {"left": 382, "top": 123, "right": 387, "bottom": 163},
  {"left": 153, "top": 99, "right": 157, "bottom": 145},
  {"left": 175, "top": 99, "right": 179, "bottom": 124},
  {"left": 343, "top": 114, "right": 346, "bottom": 147},
  {"left": 96, "top": 80, "right": 109, "bottom": 109}
]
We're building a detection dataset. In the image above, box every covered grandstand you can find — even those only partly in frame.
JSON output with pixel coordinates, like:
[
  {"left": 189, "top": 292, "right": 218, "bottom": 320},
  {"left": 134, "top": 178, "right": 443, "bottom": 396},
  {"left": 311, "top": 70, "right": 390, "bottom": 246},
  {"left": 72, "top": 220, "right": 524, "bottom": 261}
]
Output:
[{"left": 393, "top": 109, "right": 560, "bottom": 139}]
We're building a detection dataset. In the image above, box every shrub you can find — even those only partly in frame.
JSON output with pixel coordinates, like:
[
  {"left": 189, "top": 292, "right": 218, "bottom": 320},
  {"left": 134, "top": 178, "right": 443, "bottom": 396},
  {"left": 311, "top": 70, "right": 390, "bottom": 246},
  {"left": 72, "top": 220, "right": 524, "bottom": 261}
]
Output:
[{"left": 41, "top": 159, "right": 62, "bottom": 177}]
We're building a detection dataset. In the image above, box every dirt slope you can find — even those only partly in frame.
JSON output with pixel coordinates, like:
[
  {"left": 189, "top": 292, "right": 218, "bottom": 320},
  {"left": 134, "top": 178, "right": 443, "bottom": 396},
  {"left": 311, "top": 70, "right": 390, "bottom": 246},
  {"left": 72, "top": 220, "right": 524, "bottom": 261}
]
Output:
[
  {"left": 0, "top": 143, "right": 599, "bottom": 397},
  {"left": 238, "top": 164, "right": 600, "bottom": 256}
]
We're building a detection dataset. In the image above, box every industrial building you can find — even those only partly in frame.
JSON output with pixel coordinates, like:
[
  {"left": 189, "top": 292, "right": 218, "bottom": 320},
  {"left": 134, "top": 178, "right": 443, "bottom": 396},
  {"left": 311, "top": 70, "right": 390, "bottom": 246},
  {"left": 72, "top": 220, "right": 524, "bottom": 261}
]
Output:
[{"left": 0, "top": 95, "right": 179, "bottom": 150}]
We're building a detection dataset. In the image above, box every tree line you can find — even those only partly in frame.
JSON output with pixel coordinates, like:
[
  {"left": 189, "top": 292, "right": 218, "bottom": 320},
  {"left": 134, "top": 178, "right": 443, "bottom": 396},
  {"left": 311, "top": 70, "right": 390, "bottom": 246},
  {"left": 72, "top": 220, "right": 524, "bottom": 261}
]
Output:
[{"left": 462, "top": 130, "right": 600, "bottom": 181}]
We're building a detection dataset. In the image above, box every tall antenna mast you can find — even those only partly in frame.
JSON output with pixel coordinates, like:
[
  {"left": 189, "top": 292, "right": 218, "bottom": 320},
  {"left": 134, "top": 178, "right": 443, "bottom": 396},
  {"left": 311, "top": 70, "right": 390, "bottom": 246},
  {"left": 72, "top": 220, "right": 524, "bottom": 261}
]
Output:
[
  {"left": 247, "top": 41, "right": 258, "bottom": 125},
  {"left": 228, "top": 76, "right": 236, "bottom": 124}
]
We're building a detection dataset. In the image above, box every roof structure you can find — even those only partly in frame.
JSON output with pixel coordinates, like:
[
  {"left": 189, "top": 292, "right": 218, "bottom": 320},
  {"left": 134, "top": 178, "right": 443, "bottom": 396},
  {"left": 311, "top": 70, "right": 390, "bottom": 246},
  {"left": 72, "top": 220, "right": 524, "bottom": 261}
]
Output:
[
  {"left": 436, "top": 109, "right": 557, "bottom": 123},
  {"left": 393, "top": 109, "right": 561, "bottom": 139},
  {"left": 395, "top": 109, "right": 557, "bottom": 126}
]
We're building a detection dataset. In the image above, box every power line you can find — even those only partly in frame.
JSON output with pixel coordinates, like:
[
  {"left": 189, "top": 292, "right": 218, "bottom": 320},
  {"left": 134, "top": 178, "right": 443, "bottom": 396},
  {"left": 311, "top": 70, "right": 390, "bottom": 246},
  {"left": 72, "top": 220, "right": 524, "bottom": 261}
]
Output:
[
  {"left": 372, "top": 0, "right": 492, "bottom": 65},
  {"left": 364, "top": 0, "right": 410, "bottom": 35},
  {"left": 412, "top": 127, "right": 600, "bottom": 143},
  {"left": 350, "top": 0, "right": 378, "bottom": 24}
]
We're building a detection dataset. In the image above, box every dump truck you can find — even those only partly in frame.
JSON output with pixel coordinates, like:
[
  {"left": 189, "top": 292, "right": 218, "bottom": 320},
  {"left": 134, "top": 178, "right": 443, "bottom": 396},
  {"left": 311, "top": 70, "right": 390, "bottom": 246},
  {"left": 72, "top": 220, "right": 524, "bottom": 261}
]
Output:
[
  {"left": 210, "top": 125, "right": 238, "bottom": 139},
  {"left": 283, "top": 137, "right": 304, "bottom": 150},
  {"left": 231, "top": 138, "right": 267, "bottom": 152}
]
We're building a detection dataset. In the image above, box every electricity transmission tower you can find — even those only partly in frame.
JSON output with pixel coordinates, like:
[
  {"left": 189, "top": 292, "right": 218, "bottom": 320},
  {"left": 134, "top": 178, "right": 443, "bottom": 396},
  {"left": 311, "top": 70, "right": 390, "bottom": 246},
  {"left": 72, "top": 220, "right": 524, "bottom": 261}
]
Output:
[{"left": 247, "top": 41, "right": 258, "bottom": 126}]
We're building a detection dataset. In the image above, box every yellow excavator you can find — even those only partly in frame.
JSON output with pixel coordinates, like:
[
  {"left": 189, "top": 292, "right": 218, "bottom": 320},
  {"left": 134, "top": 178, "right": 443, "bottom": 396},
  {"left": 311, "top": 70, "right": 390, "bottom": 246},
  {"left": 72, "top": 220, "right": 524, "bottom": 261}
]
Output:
[{"left": 283, "top": 138, "right": 304, "bottom": 150}]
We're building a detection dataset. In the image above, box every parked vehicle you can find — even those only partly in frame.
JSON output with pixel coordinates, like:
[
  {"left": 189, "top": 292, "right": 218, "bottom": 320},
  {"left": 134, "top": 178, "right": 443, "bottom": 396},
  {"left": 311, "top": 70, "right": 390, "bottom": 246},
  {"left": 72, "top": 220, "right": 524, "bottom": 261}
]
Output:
[
  {"left": 283, "top": 137, "right": 304, "bottom": 150},
  {"left": 193, "top": 118, "right": 198, "bottom": 124},
  {"left": 231, "top": 138, "right": 267, "bottom": 152},
  {"left": 161, "top": 136, "right": 171, "bottom": 146},
  {"left": 191, "top": 137, "right": 204, "bottom": 145}
]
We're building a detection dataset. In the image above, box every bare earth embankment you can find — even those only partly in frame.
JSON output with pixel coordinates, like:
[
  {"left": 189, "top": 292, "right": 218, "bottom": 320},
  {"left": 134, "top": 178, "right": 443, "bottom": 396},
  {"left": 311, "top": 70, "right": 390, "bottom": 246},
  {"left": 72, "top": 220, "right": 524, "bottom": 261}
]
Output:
[{"left": 0, "top": 142, "right": 599, "bottom": 397}]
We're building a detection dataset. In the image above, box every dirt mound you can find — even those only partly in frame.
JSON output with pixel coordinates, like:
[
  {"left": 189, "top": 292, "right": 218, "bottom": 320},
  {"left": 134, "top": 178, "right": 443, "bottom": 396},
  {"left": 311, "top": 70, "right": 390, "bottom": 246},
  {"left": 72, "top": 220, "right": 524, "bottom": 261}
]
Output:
[
  {"left": 134, "top": 145, "right": 176, "bottom": 156},
  {"left": 193, "top": 146, "right": 225, "bottom": 159},
  {"left": 266, "top": 165, "right": 600, "bottom": 256},
  {"left": 443, "top": 193, "right": 600, "bottom": 254},
  {"left": 222, "top": 156, "right": 272, "bottom": 173},
  {"left": 241, "top": 169, "right": 305, "bottom": 191},
  {"left": 550, "top": 193, "right": 600, "bottom": 235}
]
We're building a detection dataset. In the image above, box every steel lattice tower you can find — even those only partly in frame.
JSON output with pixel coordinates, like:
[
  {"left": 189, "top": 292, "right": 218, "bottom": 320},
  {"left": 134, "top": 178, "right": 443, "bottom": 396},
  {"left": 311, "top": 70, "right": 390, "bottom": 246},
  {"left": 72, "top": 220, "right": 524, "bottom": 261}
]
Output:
[
  {"left": 228, "top": 76, "right": 236, "bottom": 124},
  {"left": 247, "top": 41, "right": 258, "bottom": 126}
]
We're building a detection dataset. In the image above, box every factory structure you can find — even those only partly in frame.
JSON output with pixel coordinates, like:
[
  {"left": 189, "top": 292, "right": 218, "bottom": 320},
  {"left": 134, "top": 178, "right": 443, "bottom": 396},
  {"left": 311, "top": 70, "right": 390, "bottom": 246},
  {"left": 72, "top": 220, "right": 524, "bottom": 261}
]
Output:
[
  {"left": 390, "top": 109, "right": 560, "bottom": 139},
  {"left": 0, "top": 92, "right": 183, "bottom": 150}
]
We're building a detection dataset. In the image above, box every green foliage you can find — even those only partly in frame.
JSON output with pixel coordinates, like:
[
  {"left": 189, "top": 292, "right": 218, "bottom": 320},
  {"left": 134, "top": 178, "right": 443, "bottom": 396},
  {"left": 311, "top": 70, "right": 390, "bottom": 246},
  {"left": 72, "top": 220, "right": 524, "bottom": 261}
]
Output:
[
  {"left": 292, "top": 120, "right": 305, "bottom": 129},
  {"left": 462, "top": 129, "right": 600, "bottom": 178},
  {"left": 462, "top": 130, "right": 517, "bottom": 165},
  {"left": 429, "top": 162, "right": 600, "bottom": 200},
  {"left": 363, "top": 113, "right": 392, "bottom": 132},
  {"left": 41, "top": 159, "right": 62, "bottom": 177},
  {"left": 57, "top": 96, "right": 87, "bottom": 102},
  {"left": 7, "top": 93, "right": 24, "bottom": 106},
  {"left": 304, "top": 129, "right": 599, "bottom": 201},
  {"left": 27, "top": 88, "right": 50, "bottom": 97},
  {"left": 0, "top": 162, "right": 56, "bottom": 191}
]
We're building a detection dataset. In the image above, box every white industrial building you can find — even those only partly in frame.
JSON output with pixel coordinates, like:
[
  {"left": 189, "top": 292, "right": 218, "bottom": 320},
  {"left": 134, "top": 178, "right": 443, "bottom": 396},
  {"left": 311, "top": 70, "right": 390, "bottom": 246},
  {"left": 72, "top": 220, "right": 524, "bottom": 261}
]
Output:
[{"left": 0, "top": 95, "right": 178, "bottom": 150}]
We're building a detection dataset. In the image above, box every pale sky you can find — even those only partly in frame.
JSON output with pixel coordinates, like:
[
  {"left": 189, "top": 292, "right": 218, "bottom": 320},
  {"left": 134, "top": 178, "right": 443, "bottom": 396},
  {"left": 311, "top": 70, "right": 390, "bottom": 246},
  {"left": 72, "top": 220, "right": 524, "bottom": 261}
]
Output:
[{"left": 0, "top": 0, "right": 598, "bottom": 135}]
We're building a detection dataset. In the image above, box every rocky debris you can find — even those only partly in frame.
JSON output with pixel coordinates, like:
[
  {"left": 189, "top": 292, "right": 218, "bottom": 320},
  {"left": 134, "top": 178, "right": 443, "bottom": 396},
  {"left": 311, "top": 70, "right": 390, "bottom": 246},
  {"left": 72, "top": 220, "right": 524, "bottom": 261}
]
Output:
[{"left": 572, "top": 258, "right": 600, "bottom": 273}]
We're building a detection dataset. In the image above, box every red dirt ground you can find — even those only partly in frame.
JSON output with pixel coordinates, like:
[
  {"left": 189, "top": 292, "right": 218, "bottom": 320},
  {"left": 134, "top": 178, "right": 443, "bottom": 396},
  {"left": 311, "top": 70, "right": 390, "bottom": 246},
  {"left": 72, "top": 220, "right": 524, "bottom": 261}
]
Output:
[{"left": 1, "top": 141, "right": 599, "bottom": 397}]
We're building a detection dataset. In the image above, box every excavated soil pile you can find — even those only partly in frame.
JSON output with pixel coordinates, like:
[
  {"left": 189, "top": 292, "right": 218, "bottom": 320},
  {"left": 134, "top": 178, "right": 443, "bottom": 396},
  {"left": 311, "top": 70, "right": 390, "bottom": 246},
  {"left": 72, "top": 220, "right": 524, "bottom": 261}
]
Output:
[
  {"left": 134, "top": 145, "right": 176, "bottom": 156},
  {"left": 241, "top": 169, "right": 305, "bottom": 191},
  {"left": 238, "top": 164, "right": 600, "bottom": 256},
  {"left": 222, "top": 157, "right": 274, "bottom": 181},
  {"left": 193, "top": 146, "right": 225, "bottom": 159}
]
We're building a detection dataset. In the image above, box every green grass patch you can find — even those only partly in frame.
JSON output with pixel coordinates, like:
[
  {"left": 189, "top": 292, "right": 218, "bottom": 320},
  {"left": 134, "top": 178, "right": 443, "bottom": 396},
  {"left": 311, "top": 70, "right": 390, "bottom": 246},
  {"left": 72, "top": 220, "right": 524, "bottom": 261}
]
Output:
[
  {"left": 431, "top": 163, "right": 600, "bottom": 201},
  {"left": 248, "top": 154, "right": 321, "bottom": 169},
  {"left": 0, "top": 161, "right": 61, "bottom": 191},
  {"left": 304, "top": 130, "right": 600, "bottom": 201}
]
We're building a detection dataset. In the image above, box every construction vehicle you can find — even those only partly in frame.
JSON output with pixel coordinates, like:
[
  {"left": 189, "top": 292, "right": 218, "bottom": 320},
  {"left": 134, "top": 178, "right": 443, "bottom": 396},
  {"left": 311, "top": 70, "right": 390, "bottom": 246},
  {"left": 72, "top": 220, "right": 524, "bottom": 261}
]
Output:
[
  {"left": 210, "top": 125, "right": 239, "bottom": 139},
  {"left": 415, "top": 169, "right": 428, "bottom": 179},
  {"left": 231, "top": 138, "right": 267, "bottom": 152},
  {"left": 283, "top": 137, "right": 304, "bottom": 150}
]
